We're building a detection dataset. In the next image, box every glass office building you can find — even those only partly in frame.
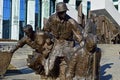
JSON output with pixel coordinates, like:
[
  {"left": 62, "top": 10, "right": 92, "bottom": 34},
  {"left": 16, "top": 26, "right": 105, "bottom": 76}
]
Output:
[
  {"left": 112, "top": 0, "right": 120, "bottom": 11},
  {"left": 1, "top": 0, "right": 53, "bottom": 40},
  {"left": 0, "top": 0, "right": 119, "bottom": 40},
  {"left": 0, "top": 0, "right": 82, "bottom": 40}
]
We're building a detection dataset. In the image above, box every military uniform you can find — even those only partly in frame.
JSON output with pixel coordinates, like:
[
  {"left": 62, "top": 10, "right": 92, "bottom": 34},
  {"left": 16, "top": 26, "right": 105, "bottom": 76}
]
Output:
[
  {"left": 44, "top": 11, "right": 83, "bottom": 80},
  {"left": 43, "top": 2, "right": 83, "bottom": 79},
  {"left": 10, "top": 26, "right": 53, "bottom": 76},
  {"left": 67, "top": 34, "right": 101, "bottom": 80}
]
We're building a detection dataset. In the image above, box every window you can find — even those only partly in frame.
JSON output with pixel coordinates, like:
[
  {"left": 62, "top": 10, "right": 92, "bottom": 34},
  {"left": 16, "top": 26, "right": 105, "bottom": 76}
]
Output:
[
  {"left": 3, "top": 0, "right": 11, "bottom": 39},
  {"left": 3, "top": 0, "right": 10, "bottom": 20},
  {"left": 87, "top": 1, "right": 91, "bottom": 11},
  {"left": 113, "top": 0, "right": 118, "bottom": 2},
  {"left": 64, "top": 0, "right": 69, "bottom": 3},
  {"left": 20, "top": 0, "right": 25, "bottom": 21},
  {"left": 76, "top": 1, "right": 82, "bottom": 9},
  {"left": 114, "top": 5, "right": 118, "bottom": 10}
]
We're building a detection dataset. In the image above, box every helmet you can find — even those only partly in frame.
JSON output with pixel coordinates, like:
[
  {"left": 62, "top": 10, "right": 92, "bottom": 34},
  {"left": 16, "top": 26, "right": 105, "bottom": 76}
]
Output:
[
  {"left": 56, "top": 2, "right": 68, "bottom": 12},
  {"left": 23, "top": 24, "right": 33, "bottom": 32}
]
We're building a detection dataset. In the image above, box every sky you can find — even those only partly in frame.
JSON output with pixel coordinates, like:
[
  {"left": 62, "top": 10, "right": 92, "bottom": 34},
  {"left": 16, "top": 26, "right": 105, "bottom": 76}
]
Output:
[{"left": 3, "top": 0, "right": 39, "bottom": 21}]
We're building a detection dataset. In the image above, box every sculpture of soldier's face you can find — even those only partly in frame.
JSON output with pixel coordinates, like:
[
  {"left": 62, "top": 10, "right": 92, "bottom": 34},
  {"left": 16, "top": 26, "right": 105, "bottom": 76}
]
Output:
[
  {"left": 23, "top": 27, "right": 33, "bottom": 38},
  {"left": 35, "top": 31, "right": 46, "bottom": 46},
  {"left": 57, "top": 11, "right": 66, "bottom": 20},
  {"left": 86, "top": 34, "right": 96, "bottom": 52},
  {"left": 24, "top": 30, "right": 32, "bottom": 37},
  {"left": 86, "top": 42, "right": 96, "bottom": 52}
]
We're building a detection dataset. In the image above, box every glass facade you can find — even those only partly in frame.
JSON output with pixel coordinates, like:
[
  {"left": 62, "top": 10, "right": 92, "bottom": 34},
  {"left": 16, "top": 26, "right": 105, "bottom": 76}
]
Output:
[
  {"left": 76, "top": 0, "right": 81, "bottom": 9},
  {"left": 19, "top": 0, "right": 25, "bottom": 39},
  {"left": 63, "top": 0, "right": 69, "bottom": 3},
  {"left": 87, "top": 1, "right": 91, "bottom": 16},
  {"left": 113, "top": 0, "right": 118, "bottom": 2},
  {"left": 3, "top": 0, "right": 11, "bottom": 20},
  {"left": 35, "top": 0, "right": 39, "bottom": 29},
  {"left": 112, "top": 0, "right": 120, "bottom": 12},
  {"left": 2, "top": 0, "right": 40, "bottom": 39},
  {"left": 50, "top": 0, "right": 55, "bottom": 15},
  {"left": 20, "top": 0, "right": 25, "bottom": 21},
  {"left": 0, "top": 0, "right": 93, "bottom": 39},
  {"left": 114, "top": 5, "right": 118, "bottom": 10},
  {"left": 3, "top": 0, "right": 11, "bottom": 39}
]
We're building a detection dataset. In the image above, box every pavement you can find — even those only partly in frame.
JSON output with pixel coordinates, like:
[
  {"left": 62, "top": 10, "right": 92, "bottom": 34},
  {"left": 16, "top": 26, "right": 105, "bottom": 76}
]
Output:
[
  {"left": 98, "top": 44, "right": 120, "bottom": 80},
  {"left": 0, "top": 43, "right": 120, "bottom": 80},
  {"left": 0, "top": 44, "right": 40, "bottom": 80},
  {"left": 2, "top": 68, "right": 40, "bottom": 80}
]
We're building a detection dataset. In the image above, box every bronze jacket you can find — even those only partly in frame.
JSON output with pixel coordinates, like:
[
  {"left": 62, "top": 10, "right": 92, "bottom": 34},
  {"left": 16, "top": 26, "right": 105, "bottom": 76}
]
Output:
[{"left": 44, "top": 13, "right": 83, "bottom": 42}]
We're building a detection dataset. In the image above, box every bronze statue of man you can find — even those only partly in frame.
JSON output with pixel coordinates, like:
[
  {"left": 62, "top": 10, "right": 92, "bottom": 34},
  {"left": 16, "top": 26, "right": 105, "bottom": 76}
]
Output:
[
  {"left": 43, "top": 2, "right": 83, "bottom": 80},
  {"left": 67, "top": 34, "right": 101, "bottom": 80},
  {"left": 10, "top": 25, "right": 36, "bottom": 53},
  {"left": 10, "top": 25, "right": 53, "bottom": 76}
]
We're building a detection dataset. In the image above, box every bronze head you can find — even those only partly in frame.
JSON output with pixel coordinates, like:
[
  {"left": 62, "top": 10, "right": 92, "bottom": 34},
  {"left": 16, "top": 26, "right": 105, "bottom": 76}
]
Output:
[
  {"left": 56, "top": 2, "right": 68, "bottom": 19},
  {"left": 85, "top": 34, "right": 97, "bottom": 52},
  {"left": 56, "top": 2, "right": 68, "bottom": 13},
  {"left": 23, "top": 24, "right": 33, "bottom": 38},
  {"left": 35, "top": 31, "right": 46, "bottom": 46}
]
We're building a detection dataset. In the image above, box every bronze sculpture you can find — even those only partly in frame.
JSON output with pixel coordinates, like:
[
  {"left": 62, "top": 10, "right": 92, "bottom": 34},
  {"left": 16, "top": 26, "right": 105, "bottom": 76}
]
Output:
[
  {"left": 10, "top": 25, "right": 53, "bottom": 76},
  {"left": 43, "top": 2, "right": 83, "bottom": 80},
  {"left": 0, "top": 51, "right": 13, "bottom": 78},
  {"left": 67, "top": 34, "right": 101, "bottom": 80},
  {"left": 0, "top": 2, "right": 102, "bottom": 80}
]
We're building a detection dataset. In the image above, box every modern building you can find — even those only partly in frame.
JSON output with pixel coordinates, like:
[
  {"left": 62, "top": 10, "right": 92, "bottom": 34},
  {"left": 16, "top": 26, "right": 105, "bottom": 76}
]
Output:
[
  {"left": 0, "top": 0, "right": 82, "bottom": 40},
  {"left": 112, "top": 0, "right": 120, "bottom": 12},
  {"left": 0, "top": 0, "right": 119, "bottom": 40}
]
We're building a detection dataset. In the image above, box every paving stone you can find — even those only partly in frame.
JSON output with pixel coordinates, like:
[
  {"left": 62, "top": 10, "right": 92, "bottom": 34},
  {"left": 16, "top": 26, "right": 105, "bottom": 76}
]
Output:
[
  {"left": 98, "top": 44, "right": 120, "bottom": 80},
  {"left": 1, "top": 42, "right": 120, "bottom": 80}
]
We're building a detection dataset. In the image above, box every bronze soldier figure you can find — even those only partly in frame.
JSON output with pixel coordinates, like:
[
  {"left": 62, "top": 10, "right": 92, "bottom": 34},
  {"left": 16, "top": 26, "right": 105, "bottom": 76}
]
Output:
[
  {"left": 10, "top": 25, "right": 53, "bottom": 76},
  {"left": 67, "top": 34, "right": 101, "bottom": 80},
  {"left": 43, "top": 2, "right": 83, "bottom": 80}
]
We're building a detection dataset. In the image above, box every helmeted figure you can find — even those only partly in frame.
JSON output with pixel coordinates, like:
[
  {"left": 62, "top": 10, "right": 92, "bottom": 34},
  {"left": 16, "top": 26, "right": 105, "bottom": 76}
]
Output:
[
  {"left": 10, "top": 25, "right": 53, "bottom": 75},
  {"left": 56, "top": 2, "right": 68, "bottom": 12},
  {"left": 67, "top": 34, "right": 101, "bottom": 80},
  {"left": 44, "top": 2, "right": 83, "bottom": 80}
]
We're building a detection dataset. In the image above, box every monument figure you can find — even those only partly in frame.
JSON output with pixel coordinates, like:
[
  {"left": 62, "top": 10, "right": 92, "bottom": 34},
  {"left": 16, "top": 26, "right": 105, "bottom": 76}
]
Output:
[
  {"left": 10, "top": 25, "right": 53, "bottom": 76},
  {"left": 43, "top": 2, "right": 83, "bottom": 80},
  {"left": 67, "top": 34, "right": 101, "bottom": 80},
  {"left": 0, "top": 2, "right": 101, "bottom": 80}
]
